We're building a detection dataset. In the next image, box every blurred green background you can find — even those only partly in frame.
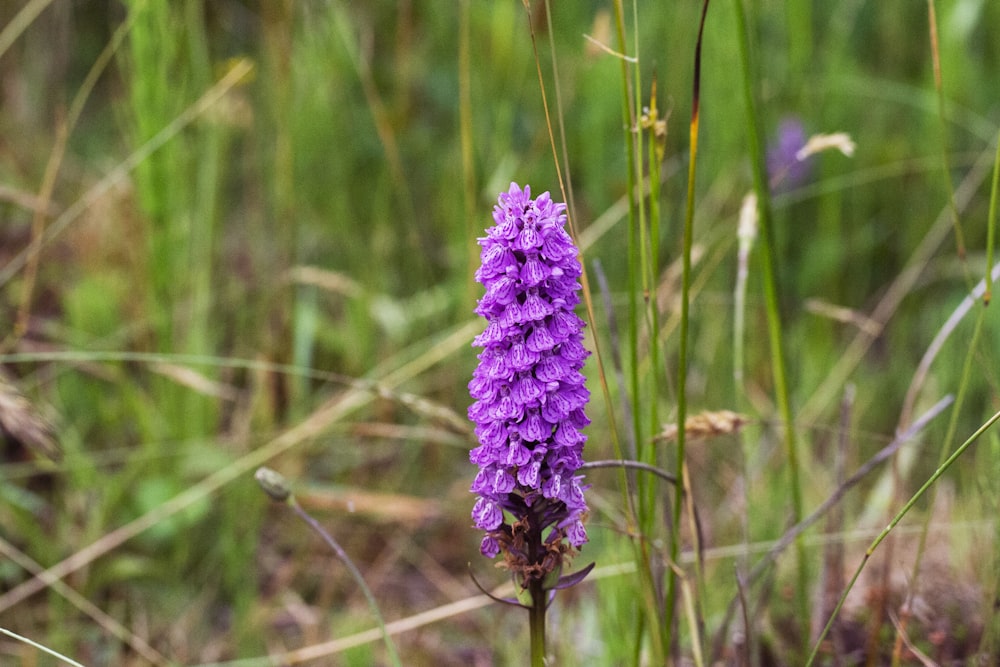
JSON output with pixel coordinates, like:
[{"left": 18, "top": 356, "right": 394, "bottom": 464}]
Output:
[{"left": 1, "top": 0, "right": 998, "bottom": 664}]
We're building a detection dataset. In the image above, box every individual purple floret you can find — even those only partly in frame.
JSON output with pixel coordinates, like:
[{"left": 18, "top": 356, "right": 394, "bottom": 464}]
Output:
[
  {"left": 766, "top": 116, "right": 813, "bottom": 191},
  {"left": 468, "top": 183, "right": 590, "bottom": 581}
]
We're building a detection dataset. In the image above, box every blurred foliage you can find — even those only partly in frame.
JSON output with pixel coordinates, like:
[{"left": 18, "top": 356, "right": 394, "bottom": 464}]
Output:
[{"left": 0, "top": 0, "right": 998, "bottom": 664}]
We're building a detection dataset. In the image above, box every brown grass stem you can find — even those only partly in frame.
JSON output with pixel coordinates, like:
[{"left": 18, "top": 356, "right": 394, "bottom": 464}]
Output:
[
  {"left": 806, "top": 405, "right": 1000, "bottom": 666},
  {"left": 711, "top": 394, "right": 953, "bottom": 662},
  {"left": 0, "top": 320, "right": 479, "bottom": 614},
  {"left": 0, "top": 536, "right": 167, "bottom": 664}
]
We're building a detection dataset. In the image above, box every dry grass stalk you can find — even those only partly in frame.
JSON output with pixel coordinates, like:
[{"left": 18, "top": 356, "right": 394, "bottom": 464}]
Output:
[{"left": 0, "top": 368, "right": 60, "bottom": 461}]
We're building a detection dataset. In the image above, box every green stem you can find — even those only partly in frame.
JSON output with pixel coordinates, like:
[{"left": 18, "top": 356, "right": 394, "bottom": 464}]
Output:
[
  {"left": 611, "top": 2, "right": 666, "bottom": 663},
  {"left": 528, "top": 578, "right": 547, "bottom": 667},
  {"left": 927, "top": 0, "right": 967, "bottom": 262},
  {"left": 892, "top": 295, "right": 987, "bottom": 662},
  {"left": 667, "top": 0, "right": 711, "bottom": 652},
  {"left": 730, "top": 0, "right": 808, "bottom": 646},
  {"left": 984, "top": 130, "right": 1000, "bottom": 304}
]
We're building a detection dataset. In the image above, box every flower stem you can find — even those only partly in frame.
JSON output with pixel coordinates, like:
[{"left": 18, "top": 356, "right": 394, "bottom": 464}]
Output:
[{"left": 528, "top": 578, "right": 547, "bottom": 666}]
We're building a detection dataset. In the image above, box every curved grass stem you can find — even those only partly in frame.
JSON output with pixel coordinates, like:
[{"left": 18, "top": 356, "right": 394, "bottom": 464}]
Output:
[
  {"left": 807, "top": 407, "right": 1000, "bottom": 666},
  {"left": 255, "top": 465, "right": 401, "bottom": 667},
  {"left": 285, "top": 494, "right": 403, "bottom": 667}
]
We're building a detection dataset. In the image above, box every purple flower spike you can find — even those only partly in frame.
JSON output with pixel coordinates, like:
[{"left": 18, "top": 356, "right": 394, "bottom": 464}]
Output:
[
  {"left": 469, "top": 183, "right": 591, "bottom": 584},
  {"left": 766, "top": 116, "right": 813, "bottom": 192}
]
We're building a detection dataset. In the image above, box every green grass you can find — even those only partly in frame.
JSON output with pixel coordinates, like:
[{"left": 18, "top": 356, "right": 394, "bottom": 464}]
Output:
[{"left": 1, "top": 1, "right": 999, "bottom": 664}]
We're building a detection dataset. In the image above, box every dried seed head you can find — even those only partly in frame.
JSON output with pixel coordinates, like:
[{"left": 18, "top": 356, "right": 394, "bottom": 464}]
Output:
[
  {"left": 657, "top": 410, "right": 749, "bottom": 443},
  {"left": 255, "top": 467, "right": 292, "bottom": 502},
  {"left": 0, "top": 370, "right": 60, "bottom": 462}
]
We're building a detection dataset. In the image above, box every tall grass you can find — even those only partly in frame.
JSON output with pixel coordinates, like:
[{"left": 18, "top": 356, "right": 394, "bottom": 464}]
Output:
[{"left": 0, "top": 1, "right": 999, "bottom": 664}]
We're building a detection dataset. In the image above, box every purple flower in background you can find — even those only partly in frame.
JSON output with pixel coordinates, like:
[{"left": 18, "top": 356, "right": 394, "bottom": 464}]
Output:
[
  {"left": 766, "top": 116, "right": 813, "bottom": 191},
  {"left": 468, "top": 183, "right": 590, "bottom": 583}
]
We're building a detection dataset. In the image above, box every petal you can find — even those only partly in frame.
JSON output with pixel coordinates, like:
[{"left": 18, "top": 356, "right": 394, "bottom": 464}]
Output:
[
  {"left": 520, "top": 410, "right": 549, "bottom": 443},
  {"left": 484, "top": 351, "right": 510, "bottom": 380},
  {"left": 541, "top": 229, "right": 575, "bottom": 260},
  {"left": 481, "top": 243, "right": 514, "bottom": 276},
  {"left": 470, "top": 468, "right": 492, "bottom": 493},
  {"left": 516, "top": 224, "right": 542, "bottom": 251},
  {"left": 535, "top": 353, "right": 567, "bottom": 382},
  {"left": 526, "top": 324, "right": 556, "bottom": 353},
  {"left": 492, "top": 468, "right": 516, "bottom": 494},
  {"left": 472, "top": 497, "right": 504, "bottom": 531},
  {"left": 509, "top": 339, "right": 540, "bottom": 372},
  {"left": 541, "top": 390, "right": 572, "bottom": 423},
  {"left": 486, "top": 275, "right": 517, "bottom": 307},
  {"left": 553, "top": 421, "right": 584, "bottom": 448},
  {"left": 499, "top": 301, "right": 524, "bottom": 329},
  {"left": 505, "top": 436, "right": 532, "bottom": 467},
  {"left": 475, "top": 419, "right": 506, "bottom": 447},
  {"left": 480, "top": 536, "right": 501, "bottom": 558},
  {"left": 522, "top": 290, "right": 553, "bottom": 321},
  {"left": 566, "top": 520, "right": 588, "bottom": 547},
  {"left": 520, "top": 254, "right": 550, "bottom": 286},
  {"left": 468, "top": 375, "right": 497, "bottom": 401},
  {"left": 469, "top": 444, "right": 490, "bottom": 465},
  {"left": 494, "top": 215, "right": 518, "bottom": 241},
  {"left": 517, "top": 460, "right": 542, "bottom": 488},
  {"left": 473, "top": 320, "right": 504, "bottom": 347},
  {"left": 568, "top": 408, "right": 591, "bottom": 429},
  {"left": 512, "top": 373, "right": 544, "bottom": 405},
  {"left": 549, "top": 310, "right": 585, "bottom": 342},
  {"left": 542, "top": 472, "right": 563, "bottom": 499},
  {"left": 564, "top": 385, "right": 590, "bottom": 411},
  {"left": 566, "top": 477, "right": 589, "bottom": 509},
  {"left": 492, "top": 392, "right": 518, "bottom": 421},
  {"left": 558, "top": 337, "right": 588, "bottom": 363}
]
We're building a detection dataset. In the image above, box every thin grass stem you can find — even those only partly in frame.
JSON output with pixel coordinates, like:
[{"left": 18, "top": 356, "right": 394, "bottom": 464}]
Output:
[
  {"left": 666, "top": 0, "right": 711, "bottom": 655},
  {"left": 978, "top": 431, "right": 1000, "bottom": 658},
  {"left": 807, "top": 406, "right": 1000, "bottom": 666},
  {"left": 0, "top": 627, "right": 84, "bottom": 667},
  {"left": 710, "top": 395, "right": 953, "bottom": 662},
  {"left": 805, "top": 143, "right": 998, "bottom": 428},
  {"left": 286, "top": 496, "right": 402, "bottom": 667},
  {"left": 459, "top": 0, "right": 478, "bottom": 307},
  {"left": 611, "top": 1, "right": 667, "bottom": 661},
  {"left": 0, "top": 0, "right": 55, "bottom": 59},
  {"left": 927, "top": 0, "right": 967, "bottom": 264},
  {"left": 892, "top": 272, "right": 989, "bottom": 663},
  {"left": 0, "top": 537, "right": 167, "bottom": 664},
  {"left": 0, "top": 320, "right": 479, "bottom": 614},
  {"left": 984, "top": 131, "right": 1000, "bottom": 304},
  {"left": 580, "top": 459, "right": 677, "bottom": 485},
  {"left": 730, "top": 0, "right": 809, "bottom": 647},
  {"left": 2, "top": 5, "right": 135, "bottom": 353},
  {"left": 0, "top": 58, "right": 253, "bottom": 289}
]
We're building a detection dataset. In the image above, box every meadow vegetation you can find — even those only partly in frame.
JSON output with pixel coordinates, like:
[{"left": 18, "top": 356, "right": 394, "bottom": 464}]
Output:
[{"left": 1, "top": 1, "right": 999, "bottom": 664}]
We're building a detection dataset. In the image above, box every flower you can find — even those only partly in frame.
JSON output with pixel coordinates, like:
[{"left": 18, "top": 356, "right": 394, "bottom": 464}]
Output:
[
  {"left": 468, "top": 183, "right": 590, "bottom": 581},
  {"left": 766, "top": 116, "right": 813, "bottom": 191}
]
